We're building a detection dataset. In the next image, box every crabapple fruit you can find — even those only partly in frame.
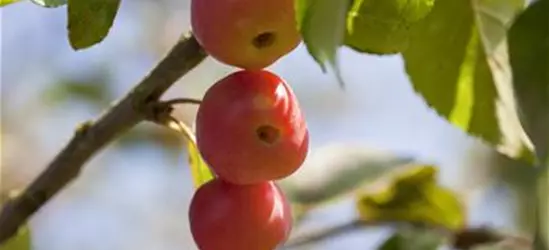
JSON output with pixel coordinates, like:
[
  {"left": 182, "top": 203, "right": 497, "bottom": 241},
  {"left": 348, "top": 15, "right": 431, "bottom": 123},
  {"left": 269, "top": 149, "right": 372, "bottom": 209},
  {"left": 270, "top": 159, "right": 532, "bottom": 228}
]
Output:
[
  {"left": 196, "top": 70, "right": 309, "bottom": 185},
  {"left": 189, "top": 179, "right": 292, "bottom": 250},
  {"left": 190, "top": 0, "right": 301, "bottom": 69}
]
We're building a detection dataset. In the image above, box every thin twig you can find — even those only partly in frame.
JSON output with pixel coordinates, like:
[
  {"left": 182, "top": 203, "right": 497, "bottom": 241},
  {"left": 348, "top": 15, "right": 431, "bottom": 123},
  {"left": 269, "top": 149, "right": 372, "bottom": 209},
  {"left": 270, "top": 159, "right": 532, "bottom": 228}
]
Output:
[
  {"left": 283, "top": 219, "right": 532, "bottom": 250},
  {"left": 161, "top": 97, "right": 202, "bottom": 107},
  {"left": 142, "top": 101, "right": 217, "bottom": 186},
  {"left": 283, "top": 220, "right": 365, "bottom": 248},
  {"left": 142, "top": 99, "right": 198, "bottom": 143},
  {"left": 0, "top": 32, "right": 207, "bottom": 245}
]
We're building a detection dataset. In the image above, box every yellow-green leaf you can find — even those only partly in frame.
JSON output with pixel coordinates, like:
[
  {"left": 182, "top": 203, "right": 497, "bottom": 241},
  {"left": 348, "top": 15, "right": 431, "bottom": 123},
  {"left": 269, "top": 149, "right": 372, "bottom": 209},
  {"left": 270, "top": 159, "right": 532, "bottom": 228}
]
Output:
[
  {"left": 402, "top": 0, "right": 534, "bottom": 163},
  {"left": 355, "top": 165, "right": 466, "bottom": 230},
  {"left": 345, "top": 0, "right": 436, "bottom": 55},
  {"left": 67, "top": 0, "right": 121, "bottom": 50},
  {"left": 187, "top": 138, "right": 214, "bottom": 189},
  {"left": 0, "top": 0, "right": 22, "bottom": 7},
  {"left": 295, "top": 0, "right": 351, "bottom": 87}
]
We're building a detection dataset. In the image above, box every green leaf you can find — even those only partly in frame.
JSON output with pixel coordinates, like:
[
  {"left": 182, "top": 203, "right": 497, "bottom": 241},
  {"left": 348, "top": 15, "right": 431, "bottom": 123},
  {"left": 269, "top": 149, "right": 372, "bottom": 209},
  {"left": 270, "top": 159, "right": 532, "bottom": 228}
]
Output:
[
  {"left": 187, "top": 133, "right": 215, "bottom": 189},
  {"left": 0, "top": 226, "right": 31, "bottom": 250},
  {"left": 0, "top": 0, "right": 22, "bottom": 7},
  {"left": 356, "top": 165, "right": 466, "bottom": 230},
  {"left": 508, "top": 0, "right": 549, "bottom": 162},
  {"left": 30, "top": 0, "right": 66, "bottom": 7},
  {"left": 67, "top": 0, "right": 121, "bottom": 50},
  {"left": 508, "top": 3, "right": 549, "bottom": 246},
  {"left": 378, "top": 227, "right": 444, "bottom": 250},
  {"left": 345, "top": 0, "right": 436, "bottom": 55},
  {"left": 402, "top": 0, "right": 534, "bottom": 162},
  {"left": 294, "top": 0, "right": 311, "bottom": 30},
  {"left": 296, "top": 0, "right": 352, "bottom": 87},
  {"left": 278, "top": 144, "right": 416, "bottom": 207}
]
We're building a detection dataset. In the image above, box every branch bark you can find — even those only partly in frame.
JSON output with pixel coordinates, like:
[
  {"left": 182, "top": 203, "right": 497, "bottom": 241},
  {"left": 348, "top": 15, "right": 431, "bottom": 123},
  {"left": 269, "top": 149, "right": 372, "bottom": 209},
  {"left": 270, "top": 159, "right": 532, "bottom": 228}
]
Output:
[{"left": 0, "top": 32, "right": 207, "bottom": 244}]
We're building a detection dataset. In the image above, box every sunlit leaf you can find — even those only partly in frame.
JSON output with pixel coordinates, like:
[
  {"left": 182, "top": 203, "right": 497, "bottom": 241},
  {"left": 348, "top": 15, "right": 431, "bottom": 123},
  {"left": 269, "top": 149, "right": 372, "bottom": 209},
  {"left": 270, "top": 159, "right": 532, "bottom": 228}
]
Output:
[
  {"left": 402, "top": 0, "right": 534, "bottom": 163},
  {"left": 345, "top": 0, "right": 436, "bottom": 55},
  {"left": 187, "top": 126, "right": 215, "bottom": 189},
  {"left": 0, "top": 0, "right": 22, "bottom": 7},
  {"left": 295, "top": 0, "right": 351, "bottom": 87},
  {"left": 356, "top": 165, "right": 466, "bottom": 230},
  {"left": 379, "top": 227, "right": 444, "bottom": 250},
  {"left": 67, "top": 0, "right": 121, "bottom": 50},
  {"left": 30, "top": 0, "right": 65, "bottom": 7},
  {"left": 508, "top": 0, "right": 549, "bottom": 162}
]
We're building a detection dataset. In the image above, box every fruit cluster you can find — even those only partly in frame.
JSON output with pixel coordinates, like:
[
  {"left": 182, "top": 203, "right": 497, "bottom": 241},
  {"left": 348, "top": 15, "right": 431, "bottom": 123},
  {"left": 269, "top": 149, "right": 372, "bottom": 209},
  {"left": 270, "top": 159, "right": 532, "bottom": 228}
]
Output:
[{"left": 188, "top": 0, "right": 309, "bottom": 249}]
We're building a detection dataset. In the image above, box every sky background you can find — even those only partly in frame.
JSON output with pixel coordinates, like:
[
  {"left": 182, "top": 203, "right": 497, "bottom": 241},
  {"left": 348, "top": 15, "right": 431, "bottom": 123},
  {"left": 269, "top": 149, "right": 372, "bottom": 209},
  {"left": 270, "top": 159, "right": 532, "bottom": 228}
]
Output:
[{"left": 0, "top": 1, "right": 529, "bottom": 249}]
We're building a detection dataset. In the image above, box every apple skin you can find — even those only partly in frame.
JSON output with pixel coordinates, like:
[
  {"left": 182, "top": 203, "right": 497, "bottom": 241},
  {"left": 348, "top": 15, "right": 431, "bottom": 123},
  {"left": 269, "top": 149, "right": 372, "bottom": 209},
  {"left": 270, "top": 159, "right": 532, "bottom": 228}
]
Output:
[
  {"left": 190, "top": 0, "right": 301, "bottom": 69},
  {"left": 189, "top": 179, "right": 293, "bottom": 250},
  {"left": 196, "top": 70, "right": 309, "bottom": 185}
]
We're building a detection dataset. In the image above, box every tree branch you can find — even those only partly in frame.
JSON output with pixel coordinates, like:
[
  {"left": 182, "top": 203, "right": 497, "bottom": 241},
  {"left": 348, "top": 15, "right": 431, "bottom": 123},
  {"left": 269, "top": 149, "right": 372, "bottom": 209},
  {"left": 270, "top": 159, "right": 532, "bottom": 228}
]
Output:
[
  {"left": 0, "top": 32, "right": 207, "bottom": 244},
  {"left": 283, "top": 219, "right": 533, "bottom": 250}
]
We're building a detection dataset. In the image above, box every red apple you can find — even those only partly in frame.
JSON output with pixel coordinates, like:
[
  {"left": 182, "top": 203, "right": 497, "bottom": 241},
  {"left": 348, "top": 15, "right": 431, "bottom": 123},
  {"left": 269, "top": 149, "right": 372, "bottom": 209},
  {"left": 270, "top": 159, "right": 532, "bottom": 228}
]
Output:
[
  {"left": 189, "top": 179, "right": 293, "bottom": 250},
  {"left": 196, "top": 70, "right": 309, "bottom": 184},
  {"left": 190, "top": 0, "right": 301, "bottom": 69}
]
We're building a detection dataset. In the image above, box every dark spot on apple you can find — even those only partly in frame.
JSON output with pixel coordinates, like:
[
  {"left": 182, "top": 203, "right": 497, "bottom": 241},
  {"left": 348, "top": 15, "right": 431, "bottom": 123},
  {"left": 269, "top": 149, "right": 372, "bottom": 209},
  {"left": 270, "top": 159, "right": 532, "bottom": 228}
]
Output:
[
  {"left": 256, "top": 125, "right": 280, "bottom": 145},
  {"left": 252, "top": 32, "right": 276, "bottom": 49}
]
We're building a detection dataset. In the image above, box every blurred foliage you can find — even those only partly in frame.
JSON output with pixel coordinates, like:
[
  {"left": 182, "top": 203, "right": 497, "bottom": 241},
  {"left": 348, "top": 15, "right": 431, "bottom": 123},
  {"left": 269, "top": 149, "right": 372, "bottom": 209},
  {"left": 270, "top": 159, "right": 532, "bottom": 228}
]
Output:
[
  {"left": 356, "top": 165, "right": 466, "bottom": 230},
  {"left": 279, "top": 144, "right": 416, "bottom": 208},
  {"left": 42, "top": 74, "right": 112, "bottom": 109},
  {"left": 378, "top": 227, "right": 443, "bottom": 250},
  {"left": 67, "top": 0, "right": 121, "bottom": 50},
  {"left": 116, "top": 123, "right": 184, "bottom": 158}
]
